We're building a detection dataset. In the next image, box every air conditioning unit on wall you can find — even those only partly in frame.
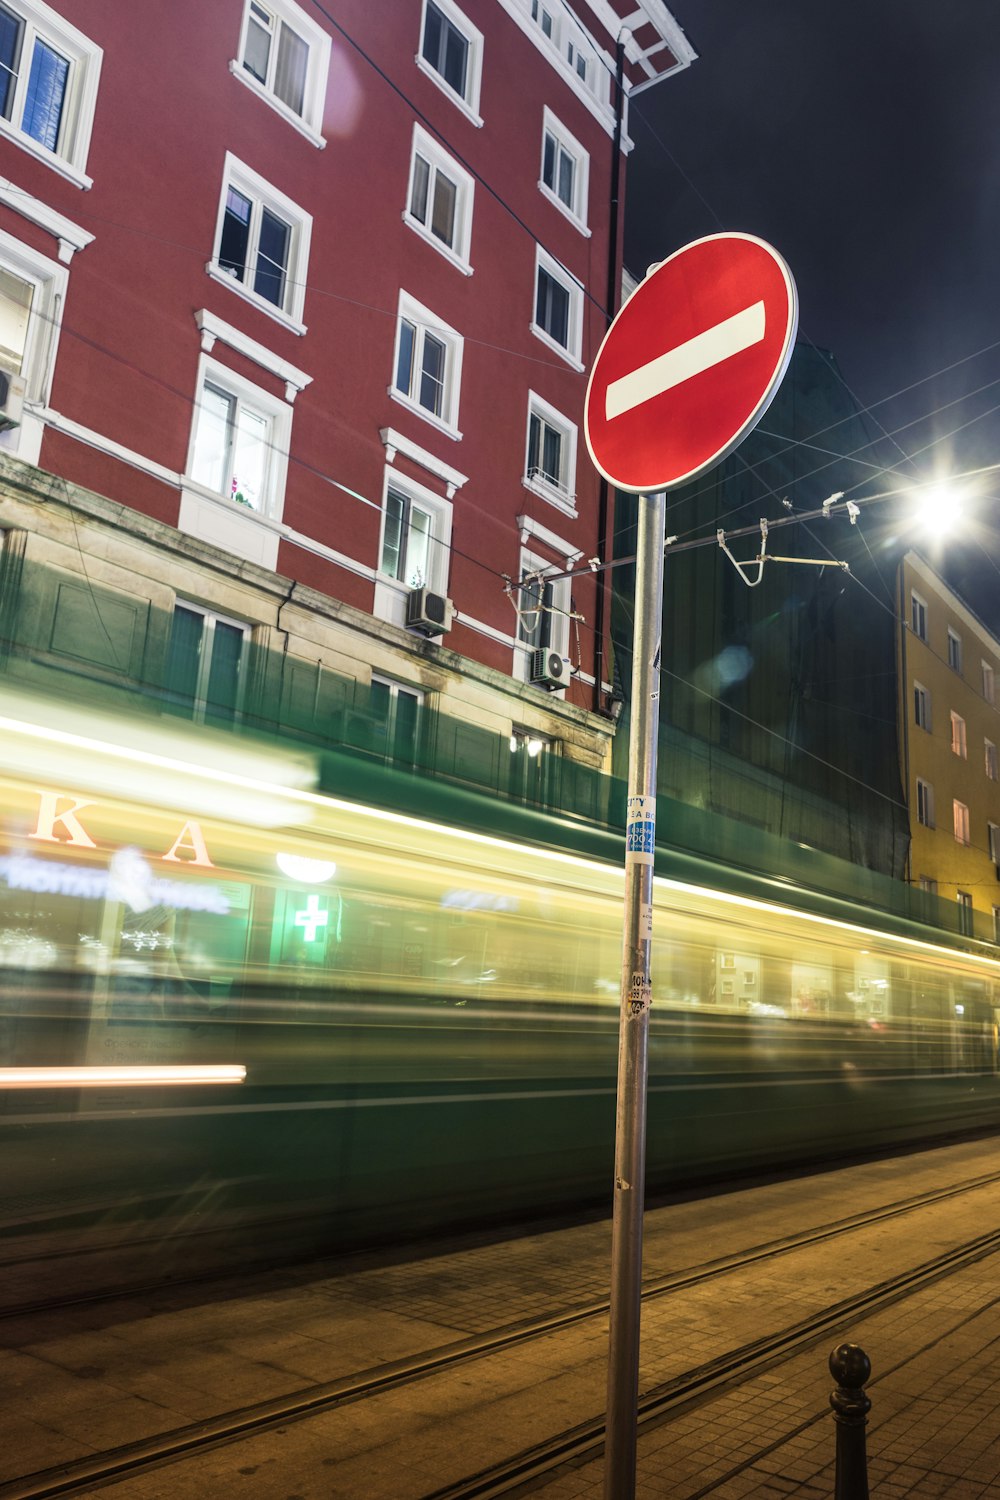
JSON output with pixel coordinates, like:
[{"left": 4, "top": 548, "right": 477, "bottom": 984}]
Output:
[
  {"left": 529, "top": 647, "right": 568, "bottom": 690},
  {"left": 406, "top": 587, "right": 454, "bottom": 637},
  {"left": 0, "top": 372, "right": 25, "bottom": 432}
]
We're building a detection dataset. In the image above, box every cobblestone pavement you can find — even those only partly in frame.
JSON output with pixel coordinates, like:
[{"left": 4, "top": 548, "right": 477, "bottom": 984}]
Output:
[{"left": 1, "top": 1134, "right": 999, "bottom": 1498}]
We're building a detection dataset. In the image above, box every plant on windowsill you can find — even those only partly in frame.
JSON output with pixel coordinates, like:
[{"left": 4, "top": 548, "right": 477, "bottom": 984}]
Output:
[{"left": 230, "top": 476, "right": 256, "bottom": 509}]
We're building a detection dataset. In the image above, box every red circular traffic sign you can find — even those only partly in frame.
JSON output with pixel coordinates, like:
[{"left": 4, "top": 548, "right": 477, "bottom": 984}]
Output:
[{"left": 584, "top": 233, "right": 798, "bottom": 494}]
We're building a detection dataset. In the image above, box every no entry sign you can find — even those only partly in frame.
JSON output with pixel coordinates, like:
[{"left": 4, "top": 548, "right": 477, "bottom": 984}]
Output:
[{"left": 584, "top": 233, "right": 798, "bottom": 494}]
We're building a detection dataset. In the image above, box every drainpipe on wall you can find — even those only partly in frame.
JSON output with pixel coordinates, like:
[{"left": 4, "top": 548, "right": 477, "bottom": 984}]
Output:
[{"left": 593, "top": 32, "right": 627, "bottom": 716}]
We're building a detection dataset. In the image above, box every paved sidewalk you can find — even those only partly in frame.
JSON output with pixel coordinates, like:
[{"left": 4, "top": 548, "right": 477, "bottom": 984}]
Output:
[{"left": 1, "top": 1135, "right": 998, "bottom": 1497}]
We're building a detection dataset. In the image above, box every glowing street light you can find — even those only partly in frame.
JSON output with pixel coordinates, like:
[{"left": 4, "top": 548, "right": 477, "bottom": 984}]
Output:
[{"left": 912, "top": 482, "right": 964, "bottom": 533}]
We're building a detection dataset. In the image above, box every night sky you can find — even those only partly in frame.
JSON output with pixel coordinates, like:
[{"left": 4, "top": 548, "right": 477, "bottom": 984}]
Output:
[{"left": 623, "top": 1, "right": 1000, "bottom": 624}]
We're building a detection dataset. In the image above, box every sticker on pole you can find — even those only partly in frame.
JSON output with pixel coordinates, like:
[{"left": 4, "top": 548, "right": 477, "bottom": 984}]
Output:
[
  {"left": 626, "top": 795, "right": 656, "bottom": 864},
  {"left": 585, "top": 232, "right": 798, "bottom": 495}
]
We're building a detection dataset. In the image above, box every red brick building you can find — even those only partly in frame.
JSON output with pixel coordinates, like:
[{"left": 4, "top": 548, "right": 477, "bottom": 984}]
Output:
[{"left": 0, "top": 0, "right": 693, "bottom": 768}]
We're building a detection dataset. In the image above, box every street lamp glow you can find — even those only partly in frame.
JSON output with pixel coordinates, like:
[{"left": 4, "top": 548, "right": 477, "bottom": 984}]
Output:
[{"left": 913, "top": 483, "right": 962, "bottom": 533}]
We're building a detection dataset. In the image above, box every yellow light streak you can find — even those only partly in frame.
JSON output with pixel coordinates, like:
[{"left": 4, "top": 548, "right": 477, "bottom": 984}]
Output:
[{"left": 0, "top": 1066, "right": 247, "bottom": 1088}]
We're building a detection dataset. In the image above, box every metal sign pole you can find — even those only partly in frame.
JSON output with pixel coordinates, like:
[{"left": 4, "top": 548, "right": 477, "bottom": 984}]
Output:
[{"left": 603, "top": 489, "right": 666, "bottom": 1500}]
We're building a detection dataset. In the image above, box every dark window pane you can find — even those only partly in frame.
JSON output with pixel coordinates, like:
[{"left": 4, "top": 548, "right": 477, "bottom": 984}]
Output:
[
  {"left": 430, "top": 172, "right": 456, "bottom": 244},
  {"left": 442, "top": 23, "right": 467, "bottom": 95},
  {"left": 395, "top": 319, "right": 415, "bottom": 396},
  {"left": 205, "top": 620, "right": 244, "bottom": 721},
  {"left": 423, "top": 1, "right": 467, "bottom": 98},
  {"left": 23, "top": 39, "right": 67, "bottom": 152},
  {"left": 0, "top": 5, "right": 22, "bottom": 121},
  {"left": 542, "top": 132, "right": 555, "bottom": 190},
  {"left": 274, "top": 22, "right": 307, "bottom": 115},
  {"left": 243, "top": 8, "right": 271, "bottom": 82},
  {"left": 421, "top": 3, "right": 442, "bottom": 70},
  {"left": 381, "top": 489, "right": 405, "bottom": 578},
  {"left": 528, "top": 411, "right": 541, "bottom": 473},
  {"left": 165, "top": 605, "right": 204, "bottom": 711},
  {"left": 537, "top": 268, "right": 569, "bottom": 347},
  {"left": 557, "top": 149, "right": 573, "bottom": 207},
  {"left": 254, "top": 207, "right": 290, "bottom": 307},
  {"left": 393, "top": 688, "right": 420, "bottom": 761},
  {"left": 419, "top": 333, "right": 445, "bottom": 415},
  {"left": 410, "top": 154, "right": 430, "bottom": 223},
  {"left": 542, "top": 422, "right": 561, "bottom": 482},
  {"left": 219, "top": 189, "right": 252, "bottom": 282}
]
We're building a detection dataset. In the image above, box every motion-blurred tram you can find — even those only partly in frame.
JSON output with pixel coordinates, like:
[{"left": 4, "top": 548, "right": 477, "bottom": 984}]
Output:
[{"left": 0, "top": 690, "right": 997, "bottom": 1299}]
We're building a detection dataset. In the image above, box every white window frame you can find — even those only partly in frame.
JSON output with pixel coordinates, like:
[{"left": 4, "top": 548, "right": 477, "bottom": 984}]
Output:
[
  {"left": 916, "top": 777, "right": 934, "bottom": 829},
  {"left": 515, "top": 546, "right": 570, "bottom": 686},
  {"left": 390, "top": 289, "right": 464, "bottom": 438},
  {"left": 523, "top": 391, "right": 577, "bottom": 514},
  {"left": 370, "top": 674, "right": 425, "bottom": 759},
  {"left": 231, "top": 0, "right": 331, "bottom": 147},
  {"left": 0, "top": 225, "right": 67, "bottom": 465},
  {"left": 950, "top": 710, "right": 967, "bottom": 759},
  {"left": 166, "top": 600, "right": 251, "bottom": 725},
  {"left": 373, "top": 467, "right": 453, "bottom": 630},
  {"left": 0, "top": 0, "right": 102, "bottom": 188},
  {"left": 989, "top": 822, "right": 1000, "bottom": 865},
  {"left": 917, "top": 875, "right": 938, "bottom": 895},
  {"left": 531, "top": 244, "right": 584, "bottom": 370},
  {"left": 179, "top": 354, "right": 292, "bottom": 569},
  {"left": 416, "top": 0, "right": 484, "bottom": 126},
  {"left": 947, "top": 627, "right": 963, "bottom": 674},
  {"left": 538, "top": 106, "right": 590, "bottom": 234},
  {"left": 986, "top": 738, "right": 998, "bottom": 782},
  {"left": 953, "top": 799, "right": 970, "bottom": 845},
  {"left": 982, "top": 659, "right": 996, "bottom": 705},
  {"left": 910, "top": 589, "right": 927, "bottom": 642},
  {"left": 913, "top": 681, "right": 931, "bottom": 732},
  {"left": 957, "top": 890, "right": 973, "bottom": 934},
  {"left": 403, "top": 124, "right": 475, "bottom": 275},
  {"left": 208, "top": 153, "right": 312, "bottom": 332},
  {"left": 524, "top": 0, "right": 604, "bottom": 111}
]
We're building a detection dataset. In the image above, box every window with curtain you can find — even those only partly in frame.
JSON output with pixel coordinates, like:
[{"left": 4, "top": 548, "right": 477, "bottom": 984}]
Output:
[
  {"left": 191, "top": 380, "right": 270, "bottom": 512},
  {"left": 380, "top": 486, "right": 433, "bottom": 589}
]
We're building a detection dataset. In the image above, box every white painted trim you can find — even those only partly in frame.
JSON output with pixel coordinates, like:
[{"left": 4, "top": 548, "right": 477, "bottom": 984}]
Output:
[
  {"left": 391, "top": 288, "right": 465, "bottom": 439},
  {"left": 209, "top": 151, "right": 313, "bottom": 331},
  {"left": 539, "top": 105, "right": 590, "bottom": 234},
  {"left": 227, "top": 61, "right": 327, "bottom": 149},
  {"left": 205, "top": 262, "right": 308, "bottom": 336},
  {"left": 0, "top": 115, "right": 92, "bottom": 190},
  {"left": 906, "top": 551, "right": 1000, "bottom": 661},
  {"left": 380, "top": 426, "right": 468, "bottom": 496},
  {"left": 232, "top": 0, "right": 332, "bottom": 140},
  {"left": 416, "top": 0, "right": 485, "bottom": 123},
  {"left": 0, "top": 0, "right": 103, "bottom": 187},
  {"left": 195, "top": 309, "right": 312, "bottom": 401},
  {"left": 184, "top": 353, "right": 292, "bottom": 523},
  {"left": 517, "top": 513, "right": 583, "bottom": 562},
  {"left": 0, "top": 177, "right": 94, "bottom": 259},
  {"left": 40, "top": 407, "right": 182, "bottom": 486},
  {"left": 493, "top": 0, "right": 616, "bottom": 134},
  {"left": 413, "top": 55, "right": 484, "bottom": 127},
  {"left": 524, "top": 388, "right": 578, "bottom": 515},
  {"left": 532, "top": 243, "right": 585, "bottom": 370},
  {"left": 404, "top": 122, "right": 476, "bottom": 275}
]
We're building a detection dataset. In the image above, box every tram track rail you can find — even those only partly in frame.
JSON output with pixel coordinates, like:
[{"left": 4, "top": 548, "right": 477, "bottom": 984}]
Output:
[
  {"left": 2, "top": 1159, "right": 1000, "bottom": 1324},
  {"left": 3, "top": 1168, "right": 1000, "bottom": 1498}
]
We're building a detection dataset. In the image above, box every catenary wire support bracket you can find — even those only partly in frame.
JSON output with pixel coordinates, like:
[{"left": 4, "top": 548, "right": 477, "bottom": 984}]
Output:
[{"left": 717, "top": 517, "right": 851, "bottom": 588}]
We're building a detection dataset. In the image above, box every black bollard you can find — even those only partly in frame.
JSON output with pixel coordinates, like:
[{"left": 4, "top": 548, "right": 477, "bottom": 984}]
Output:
[{"left": 829, "top": 1343, "right": 872, "bottom": 1500}]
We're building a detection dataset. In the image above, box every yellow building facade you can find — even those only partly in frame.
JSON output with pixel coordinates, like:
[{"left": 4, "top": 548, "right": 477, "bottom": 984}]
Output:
[{"left": 898, "top": 552, "right": 1000, "bottom": 941}]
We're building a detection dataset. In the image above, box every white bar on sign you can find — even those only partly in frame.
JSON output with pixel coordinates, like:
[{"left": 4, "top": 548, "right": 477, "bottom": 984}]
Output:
[{"left": 605, "top": 301, "right": 766, "bottom": 420}]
